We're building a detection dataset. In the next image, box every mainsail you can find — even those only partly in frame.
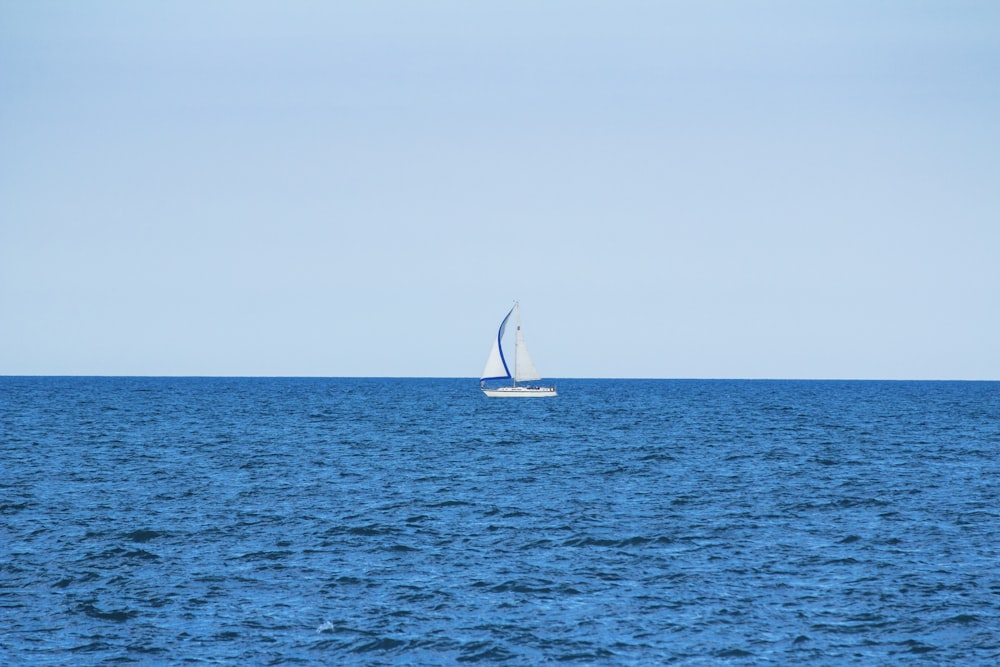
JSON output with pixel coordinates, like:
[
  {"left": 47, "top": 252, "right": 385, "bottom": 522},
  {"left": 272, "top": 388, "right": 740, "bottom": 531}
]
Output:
[{"left": 513, "top": 324, "right": 541, "bottom": 382}]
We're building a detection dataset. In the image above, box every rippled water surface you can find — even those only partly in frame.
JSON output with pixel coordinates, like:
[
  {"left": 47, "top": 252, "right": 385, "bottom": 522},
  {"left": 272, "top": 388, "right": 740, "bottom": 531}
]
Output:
[{"left": 2, "top": 377, "right": 999, "bottom": 664}]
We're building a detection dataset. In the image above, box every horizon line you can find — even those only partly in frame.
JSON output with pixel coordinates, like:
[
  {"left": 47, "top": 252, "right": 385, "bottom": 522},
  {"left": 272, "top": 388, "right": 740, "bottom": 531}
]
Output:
[{"left": 2, "top": 374, "right": 996, "bottom": 383}]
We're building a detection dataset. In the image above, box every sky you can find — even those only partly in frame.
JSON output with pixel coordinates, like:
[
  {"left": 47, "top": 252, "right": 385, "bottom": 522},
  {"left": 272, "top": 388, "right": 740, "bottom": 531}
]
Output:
[{"left": 1, "top": 1, "right": 998, "bottom": 379}]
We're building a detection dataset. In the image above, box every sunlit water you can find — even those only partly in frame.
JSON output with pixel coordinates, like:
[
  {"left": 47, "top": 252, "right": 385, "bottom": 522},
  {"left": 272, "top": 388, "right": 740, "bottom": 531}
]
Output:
[{"left": 2, "top": 377, "right": 998, "bottom": 665}]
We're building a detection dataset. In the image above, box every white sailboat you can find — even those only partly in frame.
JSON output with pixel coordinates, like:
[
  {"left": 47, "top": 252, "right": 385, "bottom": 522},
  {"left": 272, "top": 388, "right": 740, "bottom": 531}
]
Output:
[{"left": 480, "top": 302, "right": 557, "bottom": 397}]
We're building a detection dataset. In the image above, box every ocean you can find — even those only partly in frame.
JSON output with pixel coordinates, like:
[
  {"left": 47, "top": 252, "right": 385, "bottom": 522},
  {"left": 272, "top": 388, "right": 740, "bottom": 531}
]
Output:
[{"left": 2, "top": 377, "right": 998, "bottom": 665}]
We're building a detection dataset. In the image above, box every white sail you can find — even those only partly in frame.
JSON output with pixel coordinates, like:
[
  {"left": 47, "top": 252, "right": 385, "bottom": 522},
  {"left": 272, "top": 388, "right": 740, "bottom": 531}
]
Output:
[
  {"left": 514, "top": 326, "right": 541, "bottom": 382},
  {"left": 480, "top": 306, "right": 513, "bottom": 381}
]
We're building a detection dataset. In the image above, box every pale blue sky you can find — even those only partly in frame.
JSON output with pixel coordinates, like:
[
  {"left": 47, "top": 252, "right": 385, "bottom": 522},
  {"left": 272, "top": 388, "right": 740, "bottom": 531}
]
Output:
[{"left": 2, "top": 1, "right": 998, "bottom": 378}]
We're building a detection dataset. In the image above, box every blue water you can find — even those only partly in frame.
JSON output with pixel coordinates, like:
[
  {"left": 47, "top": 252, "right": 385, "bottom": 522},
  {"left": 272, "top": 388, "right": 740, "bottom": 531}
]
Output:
[{"left": 2, "top": 377, "right": 999, "bottom": 665}]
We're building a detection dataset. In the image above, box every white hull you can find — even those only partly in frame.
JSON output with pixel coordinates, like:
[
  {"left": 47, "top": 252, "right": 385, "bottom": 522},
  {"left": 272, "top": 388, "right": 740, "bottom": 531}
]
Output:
[{"left": 482, "top": 386, "right": 558, "bottom": 398}]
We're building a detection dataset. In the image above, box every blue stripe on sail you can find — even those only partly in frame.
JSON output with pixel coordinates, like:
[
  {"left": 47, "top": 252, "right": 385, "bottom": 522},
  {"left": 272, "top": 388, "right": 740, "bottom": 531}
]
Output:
[
  {"left": 496, "top": 308, "right": 512, "bottom": 378},
  {"left": 481, "top": 306, "right": 514, "bottom": 381}
]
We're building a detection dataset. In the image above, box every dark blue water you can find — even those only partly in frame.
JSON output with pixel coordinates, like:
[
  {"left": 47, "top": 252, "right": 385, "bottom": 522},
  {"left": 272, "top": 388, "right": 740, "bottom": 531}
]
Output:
[{"left": 2, "top": 377, "right": 998, "bottom": 665}]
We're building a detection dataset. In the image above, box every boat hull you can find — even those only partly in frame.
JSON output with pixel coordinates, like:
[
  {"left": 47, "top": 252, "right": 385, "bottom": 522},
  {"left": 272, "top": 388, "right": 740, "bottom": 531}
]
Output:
[{"left": 482, "top": 386, "right": 558, "bottom": 398}]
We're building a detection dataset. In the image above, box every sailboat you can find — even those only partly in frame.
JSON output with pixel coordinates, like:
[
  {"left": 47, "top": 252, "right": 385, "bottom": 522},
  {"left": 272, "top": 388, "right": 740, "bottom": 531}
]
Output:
[{"left": 480, "top": 302, "right": 557, "bottom": 397}]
